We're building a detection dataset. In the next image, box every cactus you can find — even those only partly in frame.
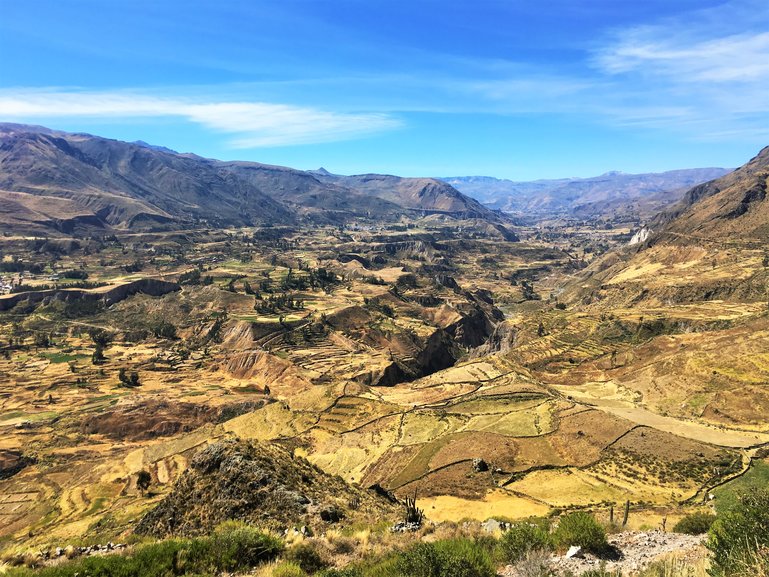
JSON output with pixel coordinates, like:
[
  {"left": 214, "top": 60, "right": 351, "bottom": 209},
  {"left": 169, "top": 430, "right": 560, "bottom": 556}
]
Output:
[
  {"left": 403, "top": 493, "right": 424, "bottom": 525},
  {"left": 622, "top": 500, "right": 630, "bottom": 527}
]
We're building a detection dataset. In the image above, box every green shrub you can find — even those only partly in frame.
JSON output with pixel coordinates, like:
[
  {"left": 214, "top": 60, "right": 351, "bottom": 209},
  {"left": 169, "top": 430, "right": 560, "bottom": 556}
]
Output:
[
  {"left": 284, "top": 542, "right": 329, "bottom": 574},
  {"left": 272, "top": 561, "right": 306, "bottom": 577},
  {"left": 673, "top": 512, "right": 716, "bottom": 535},
  {"left": 497, "top": 522, "right": 553, "bottom": 562},
  {"left": 208, "top": 522, "right": 284, "bottom": 571},
  {"left": 708, "top": 490, "right": 769, "bottom": 576},
  {"left": 6, "top": 524, "right": 282, "bottom": 577},
  {"left": 394, "top": 538, "right": 495, "bottom": 577},
  {"left": 552, "top": 512, "right": 608, "bottom": 554}
]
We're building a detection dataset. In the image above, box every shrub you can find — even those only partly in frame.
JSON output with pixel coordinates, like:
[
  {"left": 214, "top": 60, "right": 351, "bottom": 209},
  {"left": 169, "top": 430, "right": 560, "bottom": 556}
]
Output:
[
  {"left": 394, "top": 538, "right": 496, "bottom": 577},
  {"left": 708, "top": 490, "right": 769, "bottom": 576},
  {"left": 208, "top": 521, "right": 283, "bottom": 571},
  {"left": 151, "top": 319, "right": 178, "bottom": 339},
  {"left": 5, "top": 524, "right": 282, "bottom": 577},
  {"left": 284, "top": 542, "right": 329, "bottom": 574},
  {"left": 498, "top": 522, "right": 553, "bottom": 563},
  {"left": 673, "top": 512, "right": 716, "bottom": 535},
  {"left": 552, "top": 512, "right": 608, "bottom": 555},
  {"left": 273, "top": 561, "right": 307, "bottom": 577},
  {"left": 509, "top": 549, "right": 554, "bottom": 577}
]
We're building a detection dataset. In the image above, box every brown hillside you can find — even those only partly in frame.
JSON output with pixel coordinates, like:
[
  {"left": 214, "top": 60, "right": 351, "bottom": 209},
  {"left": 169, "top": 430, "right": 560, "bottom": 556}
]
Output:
[{"left": 653, "top": 146, "right": 769, "bottom": 242}]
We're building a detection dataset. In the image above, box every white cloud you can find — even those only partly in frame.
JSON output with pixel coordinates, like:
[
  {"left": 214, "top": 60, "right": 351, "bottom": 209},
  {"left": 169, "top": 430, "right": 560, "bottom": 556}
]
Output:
[
  {"left": 596, "top": 29, "right": 769, "bottom": 83},
  {"left": 0, "top": 90, "right": 402, "bottom": 147},
  {"left": 584, "top": 1, "right": 769, "bottom": 140}
]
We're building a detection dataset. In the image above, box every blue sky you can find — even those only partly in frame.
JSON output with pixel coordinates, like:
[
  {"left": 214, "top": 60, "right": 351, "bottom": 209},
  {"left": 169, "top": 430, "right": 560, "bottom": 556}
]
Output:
[{"left": 0, "top": 0, "right": 767, "bottom": 179}]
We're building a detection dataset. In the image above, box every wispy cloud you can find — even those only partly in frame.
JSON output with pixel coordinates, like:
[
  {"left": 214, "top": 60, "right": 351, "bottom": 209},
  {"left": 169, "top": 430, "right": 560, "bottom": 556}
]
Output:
[
  {"left": 596, "top": 29, "right": 769, "bottom": 83},
  {"left": 0, "top": 90, "right": 402, "bottom": 147},
  {"left": 578, "top": 0, "right": 769, "bottom": 141}
]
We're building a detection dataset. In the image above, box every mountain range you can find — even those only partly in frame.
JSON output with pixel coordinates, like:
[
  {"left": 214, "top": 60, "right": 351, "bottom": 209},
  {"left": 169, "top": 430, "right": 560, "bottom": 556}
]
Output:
[
  {"left": 443, "top": 168, "right": 732, "bottom": 221},
  {"left": 1, "top": 123, "right": 759, "bottom": 239},
  {"left": 0, "top": 123, "right": 500, "bottom": 235}
]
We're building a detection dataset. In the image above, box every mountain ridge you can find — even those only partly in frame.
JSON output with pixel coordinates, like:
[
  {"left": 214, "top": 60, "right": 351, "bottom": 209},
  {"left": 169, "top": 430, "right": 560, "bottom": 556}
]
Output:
[
  {"left": 0, "top": 123, "right": 503, "bottom": 235},
  {"left": 443, "top": 167, "right": 733, "bottom": 221}
]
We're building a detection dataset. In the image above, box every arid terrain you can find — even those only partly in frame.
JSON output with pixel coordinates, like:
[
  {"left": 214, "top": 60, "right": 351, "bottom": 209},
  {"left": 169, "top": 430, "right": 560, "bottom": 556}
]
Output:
[{"left": 0, "top": 127, "right": 767, "bottom": 575}]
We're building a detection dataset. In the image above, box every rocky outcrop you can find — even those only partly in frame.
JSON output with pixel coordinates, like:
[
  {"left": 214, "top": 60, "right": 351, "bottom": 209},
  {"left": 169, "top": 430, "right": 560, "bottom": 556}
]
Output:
[
  {"left": 135, "top": 439, "right": 399, "bottom": 536},
  {"left": 470, "top": 321, "right": 520, "bottom": 357},
  {"left": 628, "top": 227, "right": 652, "bottom": 245},
  {"left": 225, "top": 350, "right": 314, "bottom": 395},
  {"left": 0, "top": 278, "right": 180, "bottom": 311},
  {"left": 0, "top": 449, "right": 34, "bottom": 480}
]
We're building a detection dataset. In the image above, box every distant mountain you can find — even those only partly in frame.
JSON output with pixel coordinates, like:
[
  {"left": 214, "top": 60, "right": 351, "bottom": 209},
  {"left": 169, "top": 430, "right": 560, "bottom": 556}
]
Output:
[
  {"left": 311, "top": 171, "right": 494, "bottom": 218},
  {"left": 0, "top": 124, "right": 503, "bottom": 234},
  {"left": 652, "top": 146, "right": 769, "bottom": 241},
  {"left": 565, "top": 146, "right": 769, "bottom": 310},
  {"left": 442, "top": 168, "right": 732, "bottom": 221}
]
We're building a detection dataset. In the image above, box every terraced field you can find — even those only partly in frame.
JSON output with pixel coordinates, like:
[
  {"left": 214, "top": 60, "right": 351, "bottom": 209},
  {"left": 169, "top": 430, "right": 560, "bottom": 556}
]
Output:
[{"left": 2, "top": 220, "right": 768, "bottom": 556}]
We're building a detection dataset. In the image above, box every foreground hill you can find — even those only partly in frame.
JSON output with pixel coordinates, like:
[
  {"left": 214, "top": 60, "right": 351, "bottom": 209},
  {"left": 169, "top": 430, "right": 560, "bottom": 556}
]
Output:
[
  {"left": 136, "top": 438, "right": 398, "bottom": 536},
  {"left": 444, "top": 167, "right": 731, "bottom": 221},
  {"left": 0, "top": 124, "right": 501, "bottom": 234}
]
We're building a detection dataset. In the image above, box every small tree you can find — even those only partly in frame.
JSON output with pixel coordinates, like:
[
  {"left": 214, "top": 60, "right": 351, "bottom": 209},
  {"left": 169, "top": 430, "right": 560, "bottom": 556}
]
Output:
[
  {"left": 89, "top": 329, "right": 112, "bottom": 347},
  {"left": 92, "top": 343, "right": 105, "bottom": 364},
  {"left": 119, "top": 368, "right": 141, "bottom": 387},
  {"left": 136, "top": 470, "right": 152, "bottom": 496}
]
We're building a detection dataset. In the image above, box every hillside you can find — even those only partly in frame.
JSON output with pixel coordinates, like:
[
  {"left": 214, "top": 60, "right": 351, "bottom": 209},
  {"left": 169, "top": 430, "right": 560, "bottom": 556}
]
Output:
[
  {"left": 444, "top": 168, "right": 731, "bottom": 221},
  {"left": 313, "top": 171, "right": 496, "bottom": 218},
  {"left": 651, "top": 146, "right": 769, "bottom": 242},
  {"left": 0, "top": 124, "right": 501, "bottom": 234},
  {"left": 564, "top": 145, "right": 769, "bottom": 310}
]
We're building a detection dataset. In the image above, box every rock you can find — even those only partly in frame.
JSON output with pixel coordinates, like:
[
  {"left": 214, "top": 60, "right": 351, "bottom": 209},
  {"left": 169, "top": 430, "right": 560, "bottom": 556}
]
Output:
[
  {"left": 55, "top": 547, "right": 63, "bottom": 557},
  {"left": 391, "top": 521, "right": 422, "bottom": 533},
  {"left": 320, "top": 506, "right": 344, "bottom": 523},
  {"left": 472, "top": 458, "right": 489, "bottom": 472},
  {"left": 189, "top": 442, "right": 228, "bottom": 473},
  {"left": 566, "top": 545, "right": 583, "bottom": 559},
  {"left": 481, "top": 518, "right": 508, "bottom": 533}
]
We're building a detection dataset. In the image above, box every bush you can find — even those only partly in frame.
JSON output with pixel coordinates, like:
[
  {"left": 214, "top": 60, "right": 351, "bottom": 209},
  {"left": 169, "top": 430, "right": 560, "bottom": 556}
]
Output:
[
  {"left": 5, "top": 523, "right": 282, "bottom": 577},
  {"left": 284, "top": 542, "right": 329, "bottom": 574},
  {"left": 273, "top": 561, "right": 306, "bottom": 577},
  {"left": 552, "top": 512, "right": 608, "bottom": 555},
  {"left": 509, "top": 549, "right": 553, "bottom": 577},
  {"left": 208, "top": 521, "right": 283, "bottom": 571},
  {"left": 673, "top": 512, "right": 716, "bottom": 535},
  {"left": 708, "top": 490, "right": 769, "bottom": 576},
  {"left": 394, "top": 538, "right": 496, "bottom": 577},
  {"left": 498, "top": 522, "right": 553, "bottom": 563}
]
